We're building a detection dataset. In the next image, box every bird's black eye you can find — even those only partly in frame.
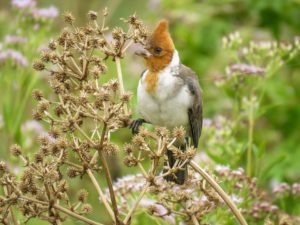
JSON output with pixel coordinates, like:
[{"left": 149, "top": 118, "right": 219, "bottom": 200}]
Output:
[{"left": 154, "top": 47, "right": 162, "bottom": 54}]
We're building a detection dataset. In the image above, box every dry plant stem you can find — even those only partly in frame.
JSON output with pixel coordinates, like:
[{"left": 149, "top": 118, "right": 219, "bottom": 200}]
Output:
[
  {"left": 189, "top": 160, "right": 248, "bottom": 225},
  {"left": 4, "top": 187, "right": 19, "bottom": 225},
  {"left": 20, "top": 196, "right": 103, "bottom": 225},
  {"left": 191, "top": 215, "right": 200, "bottom": 225},
  {"left": 247, "top": 97, "right": 254, "bottom": 177},
  {"left": 123, "top": 182, "right": 150, "bottom": 225},
  {"left": 10, "top": 208, "right": 19, "bottom": 225},
  {"left": 97, "top": 123, "right": 121, "bottom": 224},
  {"left": 115, "top": 57, "right": 128, "bottom": 113},
  {"left": 86, "top": 169, "right": 115, "bottom": 222}
]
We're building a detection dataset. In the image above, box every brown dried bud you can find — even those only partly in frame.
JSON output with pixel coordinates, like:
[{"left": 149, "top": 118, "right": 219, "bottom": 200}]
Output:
[
  {"left": 34, "top": 153, "right": 43, "bottom": 163},
  {"left": 78, "top": 189, "right": 88, "bottom": 202},
  {"left": 123, "top": 143, "right": 134, "bottom": 154},
  {"left": 40, "top": 51, "right": 51, "bottom": 62},
  {"left": 128, "top": 14, "right": 138, "bottom": 25},
  {"left": 37, "top": 100, "right": 50, "bottom": 112},
  {"left": 81, "top": 204, "right": 92, "bottom": 214},
  {"left": 54, "top": 105, "right": 64, "bottom": 117},
  {"left": 123, "top": 156, "right": 138, "bottom": 167},
  {"left": 155, "top": 127, "right": 169, "bottom": 137},
  {"left": 110, "top": 80, "right": 119, "bottom": 92},
  {"left": 10, "top": 144, "right": 22, "bottom": 157},
  {"left": 103, "top": 143, "right": 119, "bottom": 155},
  {"left": 67, "top": 168, "right": 78, "bottom": 178},
  {"left": 32, "top": 60, "right": 45, "bottom": 71},
  {"left": 120, "top": 92, "right": 132, "bottom": 103},
  {"left": 63, "top": 12, "right": 75, "bottom": 24},
  {"left": 132, "top": 135, "right": 145, "bottom": 146},
  {"left": 49, "top": 127, "right": 60, "bottom": 139},
  {"left": 88, "top": 11, "right": 97, "bottom": 20},
  {"left": 173, "top": 126, "right": 186, "bottom": 139},
  {"left": 45, "top": 170, "right": 60, "bottom": 183},
  {"left": 32, "top": 89, "right": 43, "bottom": 101},
  {"left": 48, "top": 40, "right": 57, "bottom": 50},
  {"left": 0, "top": 161, "right": 7, "bottom": 171},
  {"left": 37, "top": 134, "right": 50, "bottom": 145},
  {"left": 32, "top": 110, "right": 43, "bottom": 120}
]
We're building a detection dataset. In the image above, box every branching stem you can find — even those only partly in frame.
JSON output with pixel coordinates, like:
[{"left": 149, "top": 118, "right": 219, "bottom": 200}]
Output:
[
  {"left": 123, "top": 183, "right": 150, "bottom": 225},
  {"left": 189, "top": 160, "right": 248, "bottom": 225}
]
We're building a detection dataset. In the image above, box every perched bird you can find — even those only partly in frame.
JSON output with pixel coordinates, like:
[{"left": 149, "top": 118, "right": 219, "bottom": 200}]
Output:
[{"left": 130, "top": 19, "right": 202, "bottom": 184}]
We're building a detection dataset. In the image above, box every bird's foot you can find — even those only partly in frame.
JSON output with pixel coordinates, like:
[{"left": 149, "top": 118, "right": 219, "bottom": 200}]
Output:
[{"left": 129, "top": 119, "right": 145, "bottom": 134}]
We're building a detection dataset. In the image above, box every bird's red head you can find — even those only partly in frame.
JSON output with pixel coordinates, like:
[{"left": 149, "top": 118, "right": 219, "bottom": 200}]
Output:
[{"left": 136, "top": 19, "right": 175, "bottom": 72}]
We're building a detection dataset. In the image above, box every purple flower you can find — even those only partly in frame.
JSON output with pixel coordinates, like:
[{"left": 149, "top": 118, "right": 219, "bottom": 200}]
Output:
[
  {"left": 22, "top": 120, "right": 44, "bottom": 134},
  {"left": 292, "top": 183, "right": 300, "bottom": 195},
  {"left": 0, "top": 49, "right": 28, "bottom": 66},
  {"left": 226, "top": 63, "right": 265, "bottom": 77},
  {"left": 32, "top": 6, "right": 59, "bottom": 19},
  {"left": 11, "top": 0, "right": 36, "bottom": 9},
  {"left": 272, "top": 182, "right": 290, "bottom": 194},
  {"left": 5, "top": 35, "right": 27, "bottom": 44}
]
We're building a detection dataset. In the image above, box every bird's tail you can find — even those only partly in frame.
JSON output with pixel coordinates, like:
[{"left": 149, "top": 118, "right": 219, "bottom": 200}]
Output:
[{"left": 164, "top": 146, "right": 187, "bottom": 185}]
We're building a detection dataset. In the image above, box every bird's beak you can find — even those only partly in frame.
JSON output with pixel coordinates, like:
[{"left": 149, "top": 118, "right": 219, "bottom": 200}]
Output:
[{"left": 135, "top": 48, "right": 151, "bottom": 59}]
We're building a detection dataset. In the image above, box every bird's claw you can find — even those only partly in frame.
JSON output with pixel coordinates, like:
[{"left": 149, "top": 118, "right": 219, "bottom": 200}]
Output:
[{"left": 129, "top": 119, "right": 145, "bottom": 134}]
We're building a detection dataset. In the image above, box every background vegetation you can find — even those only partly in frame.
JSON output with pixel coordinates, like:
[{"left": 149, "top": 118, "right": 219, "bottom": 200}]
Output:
[{"left": 0, "top": 0, "right": 300, "bottom": 224}]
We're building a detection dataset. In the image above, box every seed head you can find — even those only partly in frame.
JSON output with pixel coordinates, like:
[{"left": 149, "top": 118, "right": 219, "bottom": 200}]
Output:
[
  {"left": 67, "top": 168, "right": 78, "bottom": 178},
  {"left": 32, "top": 89, "right": 43, "bottom": 101},
  {"left": 0, "top": 161, "right": 7, "bottom": 171},
  {"left": 78, "top": 189, "right": 88, "bottom": 202},
  {"left": 103, "top": 143, "right": 119, "bottom": 155},
  {"left": 88, "top": 11, "right": 97, "bottom": 20},
  {"left": 123, "top": 156, "right": 138, "bottom": 167},
  {"left": 81, "top": 204, "right": 92, "bottom": 214},
  {"left": 32, "top": 110, "right": 43, "bottom": 121},
  {"left": 48, "top": 40, "right": 57, "bottom": 50},
  {"left": 123, "top": 143, "right": 134, "bottom": 154},
  {"left": 63, "top": 12, "right": 75, "bottom": 24},
  {"left": 173, "top": 126, "right": 186, "bottom": 139},
  {"left": 32, "top": 60, "right": 45, "bottom": 71},
  {"left": 10, "top": 144, "right": 22, "bottom": 157},
  {"left": 120, "top": 92, "right": 132, "bottom": 103}
]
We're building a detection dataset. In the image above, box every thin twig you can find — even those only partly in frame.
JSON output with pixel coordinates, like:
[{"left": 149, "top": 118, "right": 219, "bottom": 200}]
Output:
[
  {"left": 96, "top": 123, "right": 121, "bottom": 224},
  {"left": 115, "top": 57, "right": 128, "bottom": 114},
  {"left": 20, "top": 196, "right": 103, "bottom": 225},
  {"left": 191, "top": 215, "right": 200, "bottom": 225},
  {"left": 123, "top": 183, "right": 150, "bottom": 225},
  {"left": 86, "top": 169, "right": 115, "bottom": 222},
  {"left": 189, "top": 160, "right": 248, "bottom": 225}
]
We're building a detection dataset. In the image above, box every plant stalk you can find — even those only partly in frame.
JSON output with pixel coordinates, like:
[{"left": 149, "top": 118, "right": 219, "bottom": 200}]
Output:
[
  {"left": 20, "top": 196, "right": 103, "bottom": 225},
  {"left": 123, "top": 183, "right": 150, "bottom": 225},
  {"left": 96, "top": 123, "right": 121, "bottom": 224},
  {"left": 247, "top": 97, "right": 254, "bottom": 177},
  {"left": 189, "top": 160, "right": 248, "bottom": 225},
  {"left": 87, "top": 169, "right": 115, "bottom": 222}
]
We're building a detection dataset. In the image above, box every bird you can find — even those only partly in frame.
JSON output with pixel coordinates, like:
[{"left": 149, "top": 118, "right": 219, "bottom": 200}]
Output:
[{"left": 130, "top": 19, "right": 202, "bottom": 184}]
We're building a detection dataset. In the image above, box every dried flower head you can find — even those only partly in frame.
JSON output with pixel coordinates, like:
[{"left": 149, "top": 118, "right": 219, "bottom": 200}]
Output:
[
  {"left": 32, "top": 60, "right": 45, "bottom": 71},
  {"left": 63, "top": 11, "right": 75, "bottom": 24},
  {"left": 10, "top": 144, "right": 22, "bottom": 157},
  {"left": 88, "top": 11, "right": 97, "bottom": 20}
]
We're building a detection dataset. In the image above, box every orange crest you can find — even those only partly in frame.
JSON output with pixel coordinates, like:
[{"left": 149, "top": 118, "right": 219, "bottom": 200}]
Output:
[{"left": 148, "top": 19, "right": 175, "bottom": 52}]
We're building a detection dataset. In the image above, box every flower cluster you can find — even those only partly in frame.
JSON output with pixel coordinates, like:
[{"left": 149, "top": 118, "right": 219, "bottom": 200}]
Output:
[{"left": 12, "top": 0, "right": 59, "bottom": 20}]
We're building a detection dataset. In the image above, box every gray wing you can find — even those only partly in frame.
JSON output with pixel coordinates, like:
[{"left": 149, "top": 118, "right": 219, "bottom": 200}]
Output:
[{"left": 178, "top": 65, "right": 203, "bottom": 148}]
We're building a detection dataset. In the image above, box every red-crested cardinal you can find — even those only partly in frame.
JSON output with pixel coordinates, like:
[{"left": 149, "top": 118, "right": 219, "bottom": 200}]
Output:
[{"left": 130, "top": 20, "right": 202, "bottom": 184}]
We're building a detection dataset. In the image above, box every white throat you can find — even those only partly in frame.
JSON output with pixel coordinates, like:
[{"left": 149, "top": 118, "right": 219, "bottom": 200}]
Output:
[{"left": 169, "top": 50, "right": 180, "bottom": 69}]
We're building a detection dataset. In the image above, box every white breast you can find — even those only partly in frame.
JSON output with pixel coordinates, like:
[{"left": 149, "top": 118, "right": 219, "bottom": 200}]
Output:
[{"left": 137, "top": 51, "right": 193, "bottom": 129}]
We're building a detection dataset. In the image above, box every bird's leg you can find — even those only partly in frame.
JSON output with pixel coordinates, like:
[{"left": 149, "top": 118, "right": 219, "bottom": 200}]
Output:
[{"left": 129, "top": 118, "right": 147, "bottom": 134}]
